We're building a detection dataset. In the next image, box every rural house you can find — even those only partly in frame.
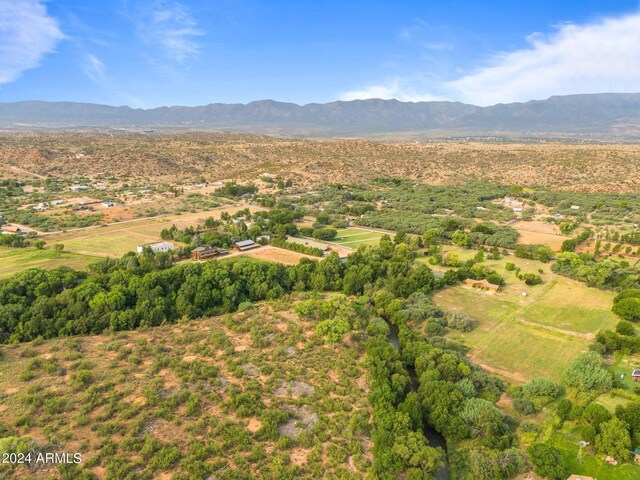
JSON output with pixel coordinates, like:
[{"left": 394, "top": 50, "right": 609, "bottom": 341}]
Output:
[
  {"left": 137, "top": 241, "right": 174, "bottom": 254},
  {"left": 232, "top": 239, "right": 259, "bottom": 251},
  {"left": 1, "top": 226, "right": 27, "bottom": 236},
  {"left": 463, "top": 278, "right": 500, "bottom": 293},
  {"left": 191, "top": 246, "right": 228, "bottom": 260},
  {"left": 632, "top": 369, "right": 640, "bottom": 382}
]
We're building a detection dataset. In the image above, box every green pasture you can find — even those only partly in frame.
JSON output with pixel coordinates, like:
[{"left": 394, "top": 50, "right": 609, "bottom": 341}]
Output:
[
  {"left": 333, "top": 228, "right": 387, "bottom": 248},
  {"left": 432, "top": 264, "right": 618, "bottom": 382},
  {"left": 517, "top": 280, "right": 618, "bottom": 333},
  {"left": 0, "top": 247, "right": 98, "bottom": 279}
]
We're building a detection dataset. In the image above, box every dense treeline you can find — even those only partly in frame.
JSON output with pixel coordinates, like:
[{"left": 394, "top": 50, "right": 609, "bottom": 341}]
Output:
[
  {"left": 0, "top": 234, "right": 27, "bottom": 248},
  {"left": 551, "top": 252, "right": 640, "bottom": 290},
  {"left": 0, "top": 235, "right": 442, "bottom": 344},
  {"left": 270, "top": 238, "right": 324, "bottom": 256},
  {"left": 560, "top": 228, "right": 593, "bottom": 252}
]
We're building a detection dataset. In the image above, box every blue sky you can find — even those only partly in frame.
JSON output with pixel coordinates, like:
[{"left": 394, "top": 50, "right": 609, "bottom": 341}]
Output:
[{"left": 1, "top": 0, "right": 639, "bottom": 107}]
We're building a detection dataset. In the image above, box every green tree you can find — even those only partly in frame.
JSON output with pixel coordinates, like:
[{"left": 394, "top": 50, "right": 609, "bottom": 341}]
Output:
[
  {"left": 452, "top": 230, "right": 469, "bottom": 247},
  {"left": 616, "top": 320, "right": 636, "bottom": 336},
  {"left": 563, "top": 352, "right": 612, "bottom": 393},
  {"left": 596, "top": 417, "right": 631, "bottom": 461},
  {"left": 527, "top": 444, "right": 569, "bottom": 480},
  {"left": 316, "top": 319, "right": 350, "bottom": 346}
]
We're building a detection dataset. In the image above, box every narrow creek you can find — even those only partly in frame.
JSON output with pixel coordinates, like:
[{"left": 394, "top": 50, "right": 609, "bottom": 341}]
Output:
[{"left": 387, "top": 322, "right": 449, "bottom": 480}]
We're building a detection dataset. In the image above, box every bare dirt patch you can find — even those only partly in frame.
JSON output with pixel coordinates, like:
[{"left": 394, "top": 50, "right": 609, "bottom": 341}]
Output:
[
  {"left": 279, "top": 406, "right": 319, "bottom": 439},
  {"left": 246, "top": 417, "right": 262, "bottom": 433}
]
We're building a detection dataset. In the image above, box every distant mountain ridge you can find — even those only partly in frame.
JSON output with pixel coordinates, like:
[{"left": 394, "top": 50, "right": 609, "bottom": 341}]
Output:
[{"left": 1, "top": 93, "right": 640, "bottom": 138}]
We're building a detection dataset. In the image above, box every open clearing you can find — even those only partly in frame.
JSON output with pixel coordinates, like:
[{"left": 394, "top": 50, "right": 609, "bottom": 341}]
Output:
[
  {"left": 225, "top": 245, "right": 318, "bottom": 265},
  {"left": 0, "top": 247, "right": 97, "bottom": 279},
  {"left": 431, "top": 250, "right": 617, "bottom": 382}
]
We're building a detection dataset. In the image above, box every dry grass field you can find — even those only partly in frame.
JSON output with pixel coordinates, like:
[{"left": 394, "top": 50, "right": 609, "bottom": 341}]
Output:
[
  {"left": 226, "top": 246, "right": 319, "bottom": 265},
  {"left": 3, "top": 133, "right": 640, "bottom": 192}
]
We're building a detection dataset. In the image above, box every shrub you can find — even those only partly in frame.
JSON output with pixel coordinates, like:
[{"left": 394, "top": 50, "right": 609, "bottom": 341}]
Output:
[
  {"left": 445, "top": 311, "right": 477, "bottom": 332},
  {"left": 616, "top": 320, "right": 636, "bottom": 336},
  {"left": 522, "top": 378, "right": 561, "bottom": 399},
  {"left": 513, "top": 398, "right": 537, "bottom": 415}
]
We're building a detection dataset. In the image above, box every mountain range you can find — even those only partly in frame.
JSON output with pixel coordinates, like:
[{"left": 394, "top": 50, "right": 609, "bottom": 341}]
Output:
[{"left": 1, "top": 93, "right": 640, "bottom": 139}]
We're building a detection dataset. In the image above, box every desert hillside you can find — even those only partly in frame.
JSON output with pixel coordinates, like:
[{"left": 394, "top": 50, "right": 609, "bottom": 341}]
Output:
[{"left": 2, "top": 132, "right": 640, "bottom": 192}]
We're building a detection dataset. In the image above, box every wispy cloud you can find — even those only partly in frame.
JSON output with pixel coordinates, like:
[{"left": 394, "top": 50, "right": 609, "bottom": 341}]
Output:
[
  {"left": 0, "top": 0, "right": 65, "bottom": 84},
  {"left": 83, "top": 54, "right": 106, "bottom": 84},
  {"left": 138, "top": 0, "right": 204, "bottom": 62},
  {"left": 341, "top": 12, "right": 640, "bottom": 106}
]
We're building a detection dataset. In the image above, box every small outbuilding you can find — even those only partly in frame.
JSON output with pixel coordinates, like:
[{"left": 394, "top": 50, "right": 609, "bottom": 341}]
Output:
[
  {"left": 632, "top": 369, "right": 640, "bottom": 382},
  {"left": 463, "top": 278, "right": 500, "bottom": 293}
]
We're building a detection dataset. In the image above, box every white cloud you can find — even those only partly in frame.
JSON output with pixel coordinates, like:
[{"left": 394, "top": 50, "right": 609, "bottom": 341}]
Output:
[
  {"left": 0, "top": 0, "right": 64, "bottom": 84},
  {"left": 449, "top": 13, "right": 640, "bottom": 105},
  {"left": 139, "top": 1, "right": 204, "bottom": 62},
  {"left": 84, "top": 54, "right": 106, "bottom": 83},
  {"left": 339, "top": 78, "right": 442, "bottom": 103},
  {"left": 341, "top": 12, "right": 640, "bottom": 106}
]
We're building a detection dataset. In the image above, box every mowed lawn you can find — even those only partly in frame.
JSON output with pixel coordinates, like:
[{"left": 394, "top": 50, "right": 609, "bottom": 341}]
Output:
[
  {"left": 0, "top": 247, "right": 98, "bottom": 279},
  {"left": 333, "top": 228, "right": 387, "bottom": 248}
]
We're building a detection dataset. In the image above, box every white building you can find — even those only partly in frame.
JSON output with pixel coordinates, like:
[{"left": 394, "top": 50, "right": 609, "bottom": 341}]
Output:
[
  {"left": 50, "top": 200, "right": 65, "bottom": 206},
  {"left": 137, "top": 241, "right": 174, "bottom": 254},
  {"left": 70, "top": 185, "right": 89, "bottom": 192}
]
